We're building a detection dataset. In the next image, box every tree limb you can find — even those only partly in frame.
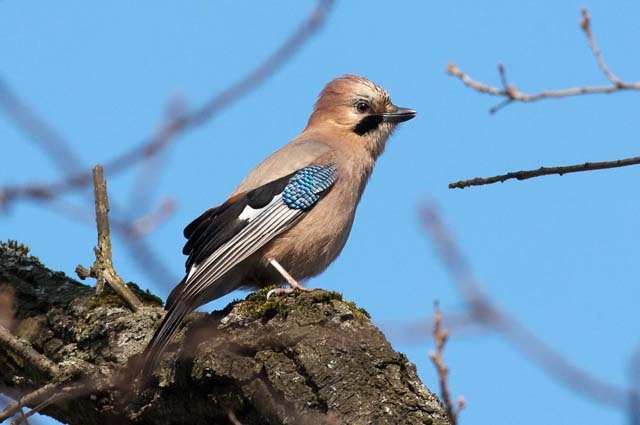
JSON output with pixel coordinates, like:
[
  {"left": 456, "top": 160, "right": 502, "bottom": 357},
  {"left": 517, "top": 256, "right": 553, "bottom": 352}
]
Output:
[{"left": 0, "top": 242, "right": 449, "bottom": 425}]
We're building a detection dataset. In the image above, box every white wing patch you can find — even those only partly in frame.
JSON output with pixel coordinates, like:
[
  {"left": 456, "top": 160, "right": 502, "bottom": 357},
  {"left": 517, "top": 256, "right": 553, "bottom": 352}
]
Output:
[
  {"left": 238, "top": 204, "right": 262, "bottom": 221},
  {"left": 183, "top": 194, "right": 304, "bottom": 301}
]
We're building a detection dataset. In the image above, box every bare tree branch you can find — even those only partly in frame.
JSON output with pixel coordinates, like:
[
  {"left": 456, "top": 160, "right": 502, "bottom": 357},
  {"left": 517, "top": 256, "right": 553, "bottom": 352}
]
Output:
[
  {"left": 580, "top": 8, "right": 621, "bottom": 86},
  {"left": 75, "top": 165, "right": 142, "bottom": 311},
  {"left": 447, "top": 8, "right": 640, "bottom": 114},
  {"left": 421, "top": 205, "right": 629, "bottom": 410},
  {"left": 429, "top": 303, "right": 464, "bottom": 425},
  {"left": 0, "top": 324, "right": 59, "bottom": 378},
  {"left": 0, "top": 80, "right": 84, "bottom": 176},
  {"left": 449, "top": 156, "right": 640, "bottom": 189}
]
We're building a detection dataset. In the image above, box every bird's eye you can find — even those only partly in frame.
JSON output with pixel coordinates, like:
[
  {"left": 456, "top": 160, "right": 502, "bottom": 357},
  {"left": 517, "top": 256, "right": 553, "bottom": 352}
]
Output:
[{"left": 355, "top": 101, "right": 370, "bottom": 113}]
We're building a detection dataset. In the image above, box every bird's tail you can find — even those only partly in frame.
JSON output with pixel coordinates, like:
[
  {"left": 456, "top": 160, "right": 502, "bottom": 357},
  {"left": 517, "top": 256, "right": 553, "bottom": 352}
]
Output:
[{"left": 140, "top": 295, "right": 193, "bottom": 381}]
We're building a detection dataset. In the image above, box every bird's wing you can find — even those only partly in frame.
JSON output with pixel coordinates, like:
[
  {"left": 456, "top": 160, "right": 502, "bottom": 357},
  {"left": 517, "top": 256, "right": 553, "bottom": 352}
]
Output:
[{"left": 168, "top": 163, "right": 337, "bottom": 310}]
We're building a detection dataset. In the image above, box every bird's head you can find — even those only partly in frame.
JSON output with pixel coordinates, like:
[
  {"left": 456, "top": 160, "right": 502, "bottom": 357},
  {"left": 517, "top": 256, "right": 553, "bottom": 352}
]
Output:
[{"left": 307, "top": 75, "right": 416, "bottom": 159}]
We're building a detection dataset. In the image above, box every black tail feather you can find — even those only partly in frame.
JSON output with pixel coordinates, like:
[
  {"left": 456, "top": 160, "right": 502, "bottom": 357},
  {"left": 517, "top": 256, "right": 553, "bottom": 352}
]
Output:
[{"left": 141, "top": 299, "right": 193, "bottom": 380}]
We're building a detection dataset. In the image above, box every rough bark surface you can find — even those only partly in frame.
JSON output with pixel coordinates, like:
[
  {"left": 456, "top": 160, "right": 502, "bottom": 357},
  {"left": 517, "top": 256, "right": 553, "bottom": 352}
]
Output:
[{"left": 0, "top": 242, "right": 450, "bottom": 425}]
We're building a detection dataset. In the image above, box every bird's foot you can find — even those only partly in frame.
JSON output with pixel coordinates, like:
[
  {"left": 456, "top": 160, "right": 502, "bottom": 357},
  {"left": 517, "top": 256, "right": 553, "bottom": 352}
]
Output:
[
  {"left": 266, "top": 284, "right": 315, "bottom": 299},
  {"left": 267, "top": 258, "right": 315, "bottom": 299}
]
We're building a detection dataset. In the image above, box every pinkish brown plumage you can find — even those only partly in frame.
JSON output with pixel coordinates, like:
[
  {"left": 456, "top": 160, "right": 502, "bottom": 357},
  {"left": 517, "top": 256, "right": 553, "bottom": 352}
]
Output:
[{"left": 141, "top": 75, "right": 416, "bottom": 379}]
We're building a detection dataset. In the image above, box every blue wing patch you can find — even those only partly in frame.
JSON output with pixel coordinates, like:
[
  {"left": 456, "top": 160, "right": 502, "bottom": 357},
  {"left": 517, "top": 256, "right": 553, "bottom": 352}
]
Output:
[{"left": 282, "top": 164, "right": 337, "bottom": 210}]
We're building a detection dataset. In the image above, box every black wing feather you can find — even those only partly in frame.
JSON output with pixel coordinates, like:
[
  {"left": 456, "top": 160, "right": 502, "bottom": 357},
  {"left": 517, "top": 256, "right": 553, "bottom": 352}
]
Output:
[{"left": 182, "top": 171, "right": 297, "bottom": 272}]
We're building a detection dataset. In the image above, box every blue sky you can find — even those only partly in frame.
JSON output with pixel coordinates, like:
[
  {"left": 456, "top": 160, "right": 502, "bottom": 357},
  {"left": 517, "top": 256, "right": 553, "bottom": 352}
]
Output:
[{"left": 2, "top": 1, "right": 639, "bottom": 424}]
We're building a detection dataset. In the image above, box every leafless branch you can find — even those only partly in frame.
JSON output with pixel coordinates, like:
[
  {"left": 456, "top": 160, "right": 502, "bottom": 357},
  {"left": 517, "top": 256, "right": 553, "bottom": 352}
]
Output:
[
  {"left": 447, "top": 8, "right": 640, "bottom": 113},
  {"left": 580, "top": 8, "right": 622, "bottom": 86},
  {"left": 449, "top": 156, "right": 640, "bottom": 189},
  {"left": 421, "top": 205, "right": 629, "bottom": 410},
  {"left": 0, "top": 382, "right": 59, "bottom": 421},
  {"left": 0, "top": 324, "right": 59, "bottom": 378},
  {"left": 75, "top": 165, "right": 142, "bottom": 311},
  {"left": 1, "top": 381, "right": 90, "bottom": 424},
  {"left": 0, "top": 80, "right": 84, "bottom": 176},
  {"left": 429, "top": 303, "right": 464, "bottom": 425}
]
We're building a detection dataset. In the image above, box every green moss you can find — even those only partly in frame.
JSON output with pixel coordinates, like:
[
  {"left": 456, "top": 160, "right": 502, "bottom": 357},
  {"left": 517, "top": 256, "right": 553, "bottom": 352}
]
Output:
[
  {"left": 307, "top": 289, "right": 343, "bottom": 303},
  {"left": 6, "top": 350, "right": 25, "bottom": 369},
  {"left": 239, "top": 287, "right": 291, "bottom": 321},
  {"left": 244, "top": 285, "right": 278, "bottom": 302},
  {"left": 237, "top": 287, "right": 370, "bottom": 322},
  {"left": 84, "top": 294, "right": 127, "bottom": 310}
]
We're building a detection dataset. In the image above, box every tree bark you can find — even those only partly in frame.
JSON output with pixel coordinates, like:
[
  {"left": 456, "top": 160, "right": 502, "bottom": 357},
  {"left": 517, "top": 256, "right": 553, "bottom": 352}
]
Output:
[{"left": 0, "top": 242, "right": 450, "bottom": 425}]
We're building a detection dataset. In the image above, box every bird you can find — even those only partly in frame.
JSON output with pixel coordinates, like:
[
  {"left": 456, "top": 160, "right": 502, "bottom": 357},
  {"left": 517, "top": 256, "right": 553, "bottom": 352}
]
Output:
[{"left": 140, "top": 74, "right": 416, "bottom": 379}]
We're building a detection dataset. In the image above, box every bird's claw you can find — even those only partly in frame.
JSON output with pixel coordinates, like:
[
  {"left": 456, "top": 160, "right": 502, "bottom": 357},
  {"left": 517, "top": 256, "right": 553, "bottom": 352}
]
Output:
[{"left": 266, "top": 285, "right": 315, "bottom": 299}]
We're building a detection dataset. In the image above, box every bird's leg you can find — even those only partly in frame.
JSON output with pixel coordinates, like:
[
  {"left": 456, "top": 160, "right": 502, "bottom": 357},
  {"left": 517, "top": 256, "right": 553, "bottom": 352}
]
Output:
[{"left": 266, "top": 258, "right": 314, "bottom": 299}]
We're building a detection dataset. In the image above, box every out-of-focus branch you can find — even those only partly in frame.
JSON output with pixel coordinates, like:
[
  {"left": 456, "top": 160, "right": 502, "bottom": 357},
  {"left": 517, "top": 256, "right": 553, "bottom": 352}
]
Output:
[
  {"left": 0, "top": 324, "right": 59, "bottom": 379},
  {"left": 0, "top": 0, "right": 334, "bottom": 208},
  {"left": 447, "top": 8, "right": 640, "bottom": 114},
  {"left": 421, "top": 205, "right": 629, "bottom": 410},
  {"left": 630, "top": 348, "right": 640, "bottom": 425},
  {"left": 429, "top": 303, "right": 464, "bottom": 425},
  {"left": 0, "top": 80, "right": 84, "bottom": 176},
  {"left": 449, "top": 156, "right": 640, "bottom": 189},
  {"left": 75, "top": 165, "right": 142, "bottom": 312}
]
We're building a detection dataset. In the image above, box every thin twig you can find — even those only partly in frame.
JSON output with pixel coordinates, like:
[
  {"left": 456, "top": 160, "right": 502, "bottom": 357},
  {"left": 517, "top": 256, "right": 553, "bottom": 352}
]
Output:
[
  {"left": 5, "top": 382, "right": 89, "bottom": 425},
  {"left": 11, "top": 383, "right": 86, "bottom": 425},
  {"left": 15, "top": 400, "right": 30, "bottom": 425},
  {"left": 446, "top": 8, "right": 640, "bottom": 113},
  {"left": 0, "top": 324, "right": 59, "bottom": 378},
  {"left": 0, "top": 382, "right": 59, "bottom": 421},
  {"left": 421, "top": 205, "right": 628, "bottom": 409},
  {"left": 429, "top": 303, "right": 464, "bottom": 425},
  {"left": 449, "top": 155, "right": 640, "bottom": 189},
  {"left": 0, "top": 359, "right": 107, "bottom": 422},
  {"left": 37, "top": 196, "right": 179, "bottom": 287},
  {"left": 580, "top": 8, "right": 621, "bottom": 86},
  {"left": 76, "top": 165, "right": 142, "bottom": 311}
]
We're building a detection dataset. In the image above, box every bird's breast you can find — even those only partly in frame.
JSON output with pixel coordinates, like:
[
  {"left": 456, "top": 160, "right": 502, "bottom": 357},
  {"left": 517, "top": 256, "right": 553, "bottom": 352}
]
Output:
[{"left": 257, "top": 178, "right": 359, "bottom": 281}]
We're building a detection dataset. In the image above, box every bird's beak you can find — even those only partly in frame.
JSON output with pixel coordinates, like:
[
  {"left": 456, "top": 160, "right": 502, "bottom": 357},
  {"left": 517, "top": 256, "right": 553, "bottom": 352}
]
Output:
[{"left": 381, "top": 107, "right": 417, "bottom": 124}]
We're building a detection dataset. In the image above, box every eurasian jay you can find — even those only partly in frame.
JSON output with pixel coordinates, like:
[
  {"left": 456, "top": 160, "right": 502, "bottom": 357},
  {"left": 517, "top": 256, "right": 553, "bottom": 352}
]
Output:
[{"left": 141, "top": 74, "right": 416, "bottom": 378}]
